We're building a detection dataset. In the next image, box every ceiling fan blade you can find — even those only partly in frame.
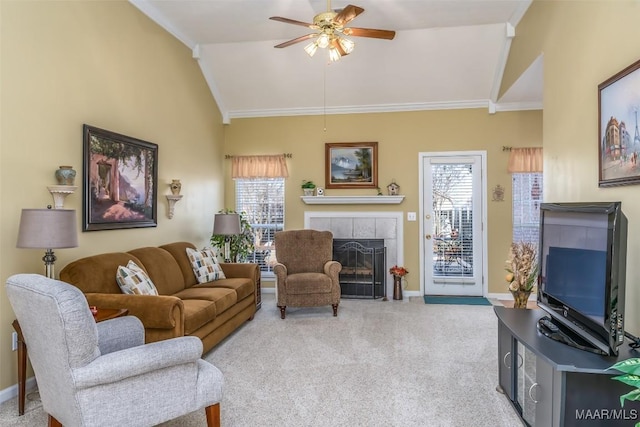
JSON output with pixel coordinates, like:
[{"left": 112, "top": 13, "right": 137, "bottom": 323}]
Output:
[
  {"left": 342, "top": 27, "right": 396, "bottom": 40},
  {"left": 269, "top": 16, "right": 317, "bottom": 29},
  {"left": 334, "top": 5, "right": 364, "bottom": 26},
  {"left": 274, "top": 33, "right": 318, "bottom": 48}
]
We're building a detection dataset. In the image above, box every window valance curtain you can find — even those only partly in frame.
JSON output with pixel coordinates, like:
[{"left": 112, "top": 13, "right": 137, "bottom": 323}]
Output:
[
  {"left": 231, "top": 155, "right": 289, "bottom": 179},
  {"left": 508, "top": 147, "right": 543, "bottom": 173}
]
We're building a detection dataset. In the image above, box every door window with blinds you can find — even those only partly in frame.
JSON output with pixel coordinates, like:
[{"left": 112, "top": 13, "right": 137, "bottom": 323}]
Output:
[
  {"left": 431, "top": 163, "right": 474, "bottom": 278},
  {"left": 235, "top": 178, "right": 284, "bottom": 276},
  {"left": 512, "top": 173, "right": 543, "bottom": 245}
]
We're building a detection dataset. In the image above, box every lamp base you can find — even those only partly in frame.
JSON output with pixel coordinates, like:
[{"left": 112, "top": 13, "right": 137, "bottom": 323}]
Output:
[{"left": 42, "top": 249, "right": 56, "bottom": 279}]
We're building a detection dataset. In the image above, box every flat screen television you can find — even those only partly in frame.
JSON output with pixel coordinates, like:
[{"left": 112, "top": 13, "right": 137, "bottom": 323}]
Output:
[{"left": 537, "top": 202, "right": 627, "bottom": 356}]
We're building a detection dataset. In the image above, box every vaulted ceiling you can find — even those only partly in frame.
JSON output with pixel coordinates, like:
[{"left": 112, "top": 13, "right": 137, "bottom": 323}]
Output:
[{"left": 130, "top": 0, "right": 542, "bottom": 123}]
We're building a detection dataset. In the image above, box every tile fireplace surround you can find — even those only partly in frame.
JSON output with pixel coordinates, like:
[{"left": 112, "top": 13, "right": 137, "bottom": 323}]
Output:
[{"left": 304, "top": 211, "right": 404, "bottom": 300}]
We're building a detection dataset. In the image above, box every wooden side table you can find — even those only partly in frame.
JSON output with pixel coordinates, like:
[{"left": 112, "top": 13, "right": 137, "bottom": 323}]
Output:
[{"left": 12, "top": 308, "right": 128, "bottom": 415}]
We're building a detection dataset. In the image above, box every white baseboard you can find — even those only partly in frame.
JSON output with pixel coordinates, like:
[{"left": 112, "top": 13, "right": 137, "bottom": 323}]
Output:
[{"left": 0, "top": 376, "right": 37, "bottom": 405}]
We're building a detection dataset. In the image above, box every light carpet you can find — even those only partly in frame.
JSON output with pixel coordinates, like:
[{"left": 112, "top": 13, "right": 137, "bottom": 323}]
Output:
[{"left": 0, "top": 294, "right": 522, "bottom": 426}]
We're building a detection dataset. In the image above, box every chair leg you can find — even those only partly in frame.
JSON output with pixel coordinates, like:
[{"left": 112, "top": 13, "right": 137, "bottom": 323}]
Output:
[
  {"left": 278, "top": 306, "right": 286, "bottom": 319},
  {"left": 205, "top": 403, "right": 221, "bottom": 427},
  {"left": 48, "top": 415, "right": 62, "bottom": 427},
  {"left": 332, "top": 304, "right": 338, "bottom": 316}
]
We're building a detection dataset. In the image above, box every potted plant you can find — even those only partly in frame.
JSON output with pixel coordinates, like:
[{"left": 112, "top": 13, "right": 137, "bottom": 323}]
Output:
[
  {"left": 210, "top": 209, "right": 254, "bottom": 262},
  {"left": 609, "top": 357, "right": 640, "bottom": 426},
  {"left": 301, "top": 180, "right": 316, "bottom": 196}
]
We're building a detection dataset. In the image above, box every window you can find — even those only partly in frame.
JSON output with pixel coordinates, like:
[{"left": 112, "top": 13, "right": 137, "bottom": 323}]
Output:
[
  {"left": 235, "top": 178, "right": 284, "bottom": 277},
  {"left": 512, "top": 173, "right": 543, "bottom": 245}
]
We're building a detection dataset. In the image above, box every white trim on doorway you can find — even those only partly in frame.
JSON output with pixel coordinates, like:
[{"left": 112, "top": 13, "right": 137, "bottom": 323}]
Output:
[{"left": 418, "top": 150, "right": 488, "bottom": 297}]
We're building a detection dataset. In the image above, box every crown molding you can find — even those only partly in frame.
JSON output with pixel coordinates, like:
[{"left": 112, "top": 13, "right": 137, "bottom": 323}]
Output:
[
  {"left": 494, "top": 101, "right": 543, "bottom": 112},
  {"left": 227, "top": 100, "right": 490, "bottom": 121},
  {"left": 224, "top": 98, "right": 542, "bottom": 121}
]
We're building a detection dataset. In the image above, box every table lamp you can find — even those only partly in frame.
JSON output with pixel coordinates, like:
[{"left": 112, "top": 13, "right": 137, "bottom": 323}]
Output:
[
  {"left": 213, "top": 213, "right": 241, "bottom": 262},
  {"left": 16, "top": 208, "right": 78, "bottom": 278}
]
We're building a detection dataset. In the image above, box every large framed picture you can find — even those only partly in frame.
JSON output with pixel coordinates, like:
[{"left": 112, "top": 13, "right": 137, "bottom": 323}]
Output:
[
  {"left": 598, "top": 58, "right": 640, "bottom": 187},
  {"left": 325, "top": 142, "right": 378, "bottom": 189},
  {"left": 83, "top": 124, "right": 158, "bottom": 231}
]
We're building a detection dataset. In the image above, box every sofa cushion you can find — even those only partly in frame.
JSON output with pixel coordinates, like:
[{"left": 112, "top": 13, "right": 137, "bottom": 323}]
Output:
[
  {"left": 194, "top": 278, "right": 254, "bottom": 301},
  {"left": 186, "top": 247, "right": 226, "bottom": 283},
  {"left": 127, "top": 247, "right": 187, "bottom": 295},
  {"left": 174, "top": 287, "right": 238, "bottom": 316},
  {"left": 285, "top": 272, "right": 333, "bottom": 294},
  {"left": 181, "top": 299, "right": 218, "bottom": 335},
  {"left": 115, "top": 261, "right": 159, "bottom": 296},
  {"left": 60, "top": 252, "right": 144, "bottom": 294},
  {"left": 160, "top": 242, "right": 200, "bottom": 288}
]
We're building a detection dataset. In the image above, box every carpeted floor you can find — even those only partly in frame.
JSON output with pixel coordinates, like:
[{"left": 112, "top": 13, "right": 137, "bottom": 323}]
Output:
[
  {"left": 0, "top": 294, "right": 523, "bottom": 426},
  {"left": 424, "top": 295, "right": 492, "bottom": 306}
]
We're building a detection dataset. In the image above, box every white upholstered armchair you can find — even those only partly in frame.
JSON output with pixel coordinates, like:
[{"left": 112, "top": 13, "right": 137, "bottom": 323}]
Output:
[{"left": 5, "top": 274, "right": 224, "bottom": 427}]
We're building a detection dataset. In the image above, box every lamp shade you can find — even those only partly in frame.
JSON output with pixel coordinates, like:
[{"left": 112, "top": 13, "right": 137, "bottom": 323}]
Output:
[
  {"left": 16, "top": 209, "right": 78, "bottom": 249},
  {"left": 212, "top": 213, "right": 241, "bottom": 236}
]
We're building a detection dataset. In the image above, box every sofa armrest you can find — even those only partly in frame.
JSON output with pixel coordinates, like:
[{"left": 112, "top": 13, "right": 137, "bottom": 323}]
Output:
[
  {"left": 84, "top": 293, "right": 184, "bottom": 330},
  {"left": 220, "top": 262, "right": 259, "bottom": 281}
]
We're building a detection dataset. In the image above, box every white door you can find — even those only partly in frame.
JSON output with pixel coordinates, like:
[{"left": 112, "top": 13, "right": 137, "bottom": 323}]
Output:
[{"left": 421, "top": 152, "right": 486, "bottom": 296}]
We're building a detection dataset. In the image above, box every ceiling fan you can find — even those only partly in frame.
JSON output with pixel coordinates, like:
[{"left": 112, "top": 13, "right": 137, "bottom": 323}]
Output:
[{"left": 269, "top": 1, "right": 396, "bottom": 62}]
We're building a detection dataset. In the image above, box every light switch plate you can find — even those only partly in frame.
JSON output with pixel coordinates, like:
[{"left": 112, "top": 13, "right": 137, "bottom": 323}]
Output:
[{"left": 407, "top": 212, "right": 416, "bottom": 221}]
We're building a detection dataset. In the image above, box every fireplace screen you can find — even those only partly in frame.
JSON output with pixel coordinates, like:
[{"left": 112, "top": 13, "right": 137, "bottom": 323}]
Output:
[{"left": 333, "top": 239, "right": 386, "bottom": 299}]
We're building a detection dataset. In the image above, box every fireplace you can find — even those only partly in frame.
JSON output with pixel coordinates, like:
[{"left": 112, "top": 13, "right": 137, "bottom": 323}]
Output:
[
  {"left": 305, "top": 211, "right": 404, "bottom": 300},
  {"left": 333, "top": 239, "right": 386, "bottom": 299}
]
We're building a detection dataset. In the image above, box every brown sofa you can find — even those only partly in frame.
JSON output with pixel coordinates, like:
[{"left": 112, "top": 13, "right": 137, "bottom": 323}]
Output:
[{"left": 59, "top": 241, "right": 260, "bottom": 353}]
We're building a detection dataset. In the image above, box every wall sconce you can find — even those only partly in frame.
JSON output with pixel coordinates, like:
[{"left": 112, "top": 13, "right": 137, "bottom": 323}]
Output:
[
  {"left": 166, "top": 179, "right": 183, "bottom": 219},
  {"left": 47, "top": 185, "right": 78, "bottom": 209},
  {"left": 48, "top": 165, "right": 78, "bottom": 209}
]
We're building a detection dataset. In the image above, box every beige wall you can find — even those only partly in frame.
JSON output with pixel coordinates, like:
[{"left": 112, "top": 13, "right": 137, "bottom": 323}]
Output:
[
  {"left": 505, "top": 0, "right": 640, "bottom": 333},
  {"left": 0, "top": 1, "right": 224, "bottom": 391},
  {"left": 223, "top": 109, "right": 542, "bottom": 292}
]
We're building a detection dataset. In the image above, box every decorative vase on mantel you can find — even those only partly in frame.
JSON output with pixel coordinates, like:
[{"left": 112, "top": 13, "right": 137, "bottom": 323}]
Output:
[
  {"left": 510, "top": 289, "right": 531, "bottom": 309},
  {"left": 55, "top": 166, "right": 76, "bottom": 186}
]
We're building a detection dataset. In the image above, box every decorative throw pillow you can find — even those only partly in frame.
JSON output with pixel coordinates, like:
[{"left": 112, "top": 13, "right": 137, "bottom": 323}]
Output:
[
  {"left": 115, "top": 260, "right": 159, "bottom": 295},
  {"left": 186, "top": 247, "right": 226, "bottom": 283}
]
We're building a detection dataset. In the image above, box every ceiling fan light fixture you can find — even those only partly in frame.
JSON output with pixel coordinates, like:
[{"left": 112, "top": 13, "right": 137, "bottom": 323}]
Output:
[
  {"left": 329, "top": 46, "right": 342, "bottom": 62},
  {"left": 338, "top": 37, "right": 355, "bottom": 54},
  {"left": 317, "top": 33, "right": 330, "bottom": 49},
  {"left": 304, "top": 42, "right": 319, "bottom": 57}
]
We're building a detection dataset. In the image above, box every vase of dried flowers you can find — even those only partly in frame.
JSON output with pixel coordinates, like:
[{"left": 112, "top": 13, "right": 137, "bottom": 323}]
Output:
[
  {"left": 505, "top": 242, "right": 538, "bottom": 309},
  {"left": 510, "top": 289, "right": 531, "bottom": 308},
  {"left": 390, "top": 265, "right": 408, "bottom": 300}
]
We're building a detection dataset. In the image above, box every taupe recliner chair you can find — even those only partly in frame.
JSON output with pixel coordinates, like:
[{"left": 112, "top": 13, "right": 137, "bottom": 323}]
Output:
[{"left": 273, "top": 229, "right": 342, "bottom": 319}]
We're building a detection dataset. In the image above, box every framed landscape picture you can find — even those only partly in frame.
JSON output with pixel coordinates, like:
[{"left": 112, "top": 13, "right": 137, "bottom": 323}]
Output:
[
  {"left": 325, "top": 142, "right": 378, "bottom": 189},
  {"left": 598, "top": 58, "right": 640, "bottom": 187},
  {"left": 83, "top": 124, "right": 158, "bottom": 231}
]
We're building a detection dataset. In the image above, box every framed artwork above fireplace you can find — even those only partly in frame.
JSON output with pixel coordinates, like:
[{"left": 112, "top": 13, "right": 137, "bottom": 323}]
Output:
[{"left": 325, "top": 142, "right": 378, "bottom": 189}]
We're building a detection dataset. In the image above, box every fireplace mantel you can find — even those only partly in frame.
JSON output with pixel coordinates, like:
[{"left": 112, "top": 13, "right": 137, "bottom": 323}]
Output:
[{"left": 301, "top": 195, "right": 404, "bottom": 205}]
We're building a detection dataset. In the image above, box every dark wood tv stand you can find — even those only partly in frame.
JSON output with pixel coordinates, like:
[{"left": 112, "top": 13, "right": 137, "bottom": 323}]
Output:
[{"left": 495, "top": 306, "right": 640, "bottom": 426}]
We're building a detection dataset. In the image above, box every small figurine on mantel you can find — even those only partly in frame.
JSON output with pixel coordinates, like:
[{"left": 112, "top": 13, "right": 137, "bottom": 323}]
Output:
[{"left": 387, "top": 180, "right": 400, "bottom": 196}]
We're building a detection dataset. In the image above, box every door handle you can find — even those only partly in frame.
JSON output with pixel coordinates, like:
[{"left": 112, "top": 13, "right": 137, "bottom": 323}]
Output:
[{"left": 426, "top": 234, "right": 432, "bottom": 240}]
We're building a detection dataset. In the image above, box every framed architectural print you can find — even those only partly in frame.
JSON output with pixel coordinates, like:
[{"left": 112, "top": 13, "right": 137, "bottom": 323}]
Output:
[
  {"left": 325, "top": 142, "right": 378, "bottom": 189},
  {"left": 83, "top": 124, "right": 158, "bottom": 231},
  {"left": 598, "top": 58, "right": 640, "bottom": 187}
]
